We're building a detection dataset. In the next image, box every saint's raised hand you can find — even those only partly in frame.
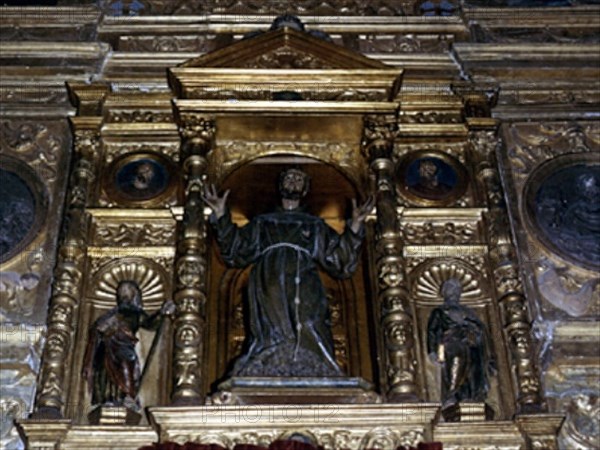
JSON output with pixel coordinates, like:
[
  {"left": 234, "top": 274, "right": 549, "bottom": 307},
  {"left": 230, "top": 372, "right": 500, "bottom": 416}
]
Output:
[
  {"left": 201, "top": 184, "right": 230, "bottom": 219},
  {"left": 350, "top": 195, "right": 375, "bottom": 234}
]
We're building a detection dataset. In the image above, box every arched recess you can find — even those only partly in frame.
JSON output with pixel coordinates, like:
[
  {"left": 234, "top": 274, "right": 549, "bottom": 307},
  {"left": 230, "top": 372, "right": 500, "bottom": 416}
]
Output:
[
  {"left": 203, "top": 155, "right": 376, "bottom": 391},
  {"left": 409, "top": 258, "right": 515, "bottom": 419},
  {"left": 67, "top": 257, "right": 173, "bottom": 423}
]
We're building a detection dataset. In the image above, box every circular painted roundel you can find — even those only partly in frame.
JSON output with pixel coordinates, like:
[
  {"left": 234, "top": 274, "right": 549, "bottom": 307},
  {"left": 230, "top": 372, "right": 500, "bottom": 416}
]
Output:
[{"left": 0, "top": 157, "right": 48, "bottom": 263}]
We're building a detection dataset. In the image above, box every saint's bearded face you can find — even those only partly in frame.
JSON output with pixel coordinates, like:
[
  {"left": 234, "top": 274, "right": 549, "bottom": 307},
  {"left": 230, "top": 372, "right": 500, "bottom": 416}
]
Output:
[
  {"left": 441, "top": 279, "right": 462, "bottom": 305},
  {"left": 116, "top": 281, "right": 142, "bottom": 311},
  {"left": 279, "top": 169, "right": 310, "bottom": 201}
]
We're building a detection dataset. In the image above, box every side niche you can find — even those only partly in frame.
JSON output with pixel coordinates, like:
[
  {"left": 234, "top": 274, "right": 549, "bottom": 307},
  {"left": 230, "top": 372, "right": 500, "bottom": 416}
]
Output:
[
  {"left": 66, "top": 258, "right": 173, "bottom": 423},
  {"left": 409, "top": 259, "right": 516, "bottom": 419}
]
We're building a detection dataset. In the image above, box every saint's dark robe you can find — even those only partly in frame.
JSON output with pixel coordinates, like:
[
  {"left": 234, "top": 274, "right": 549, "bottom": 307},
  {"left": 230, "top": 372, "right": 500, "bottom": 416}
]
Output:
[
  {"left": 211, "top": 207, "right": 364, "bottom": 376},
  {"left": 427, "top": 303, "right": 495, "bottom": 405}
]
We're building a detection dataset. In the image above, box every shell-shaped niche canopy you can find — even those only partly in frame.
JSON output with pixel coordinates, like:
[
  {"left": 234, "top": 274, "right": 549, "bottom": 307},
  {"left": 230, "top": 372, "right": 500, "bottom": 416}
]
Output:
[
  {"left": 415, "top": 260, "right": 482, "bottom": 301},
  {"left": 93, "top": 259, "right": 168, "bottom": 309}
]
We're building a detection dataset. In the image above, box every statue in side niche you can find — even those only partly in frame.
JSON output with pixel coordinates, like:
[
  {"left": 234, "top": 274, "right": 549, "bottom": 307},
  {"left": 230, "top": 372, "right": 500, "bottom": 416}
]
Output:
[
  {"left": 427, "top": 278, "right": 496, "bottom": 407},
  {"left": 203, "top": 168, "right": 373, "bottom": 377},
  {"left": 82, "top": 280, "right": 175, "bottom": 411}
]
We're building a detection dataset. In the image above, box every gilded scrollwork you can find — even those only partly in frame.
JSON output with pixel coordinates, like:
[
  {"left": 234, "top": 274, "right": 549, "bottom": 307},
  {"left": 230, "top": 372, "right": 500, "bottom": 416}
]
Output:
[
  {"left": 94, "top": 222, "right": 176, "bottom": 247},
  {"left": 534, "top": 258, "right": 600, "bottom": 317},
  {"left": 559, "top": 394, "right": 599, "bottom": 449},
  {"left": 393, "top": 143, "right": 469, "bottom": 166},
  {"left": 0, "top": 397, "right": 26, "bottom": 449},
  {"left": 186, "top": 87, "right": 387, "bottom": 102},
  {"left": 179, "top": 115, "right": 216, "bottom": 155},
  {"left": 109, "top": 110, "right": 173, "bottom": 124},
  {"left": 0, "top": 120, "right": 65, "bottom": 192},
  {"left": 105, "top": 143, "right": 180, "bottom": 164},
  {"left": 506, "top": 122, "right": 598, "bottom": 181},
  {"left": 401, "top": 221, "right": 477, "bottom": 245}
]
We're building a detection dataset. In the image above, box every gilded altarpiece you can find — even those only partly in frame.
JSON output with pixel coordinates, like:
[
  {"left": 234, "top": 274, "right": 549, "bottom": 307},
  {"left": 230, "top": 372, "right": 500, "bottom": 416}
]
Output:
[{"left": 10, "top": 16, "right": 565, "bottom": 450}]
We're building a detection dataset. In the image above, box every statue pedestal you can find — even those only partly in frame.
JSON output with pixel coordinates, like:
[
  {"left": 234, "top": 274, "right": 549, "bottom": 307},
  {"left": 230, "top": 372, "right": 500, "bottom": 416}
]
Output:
[
  {"left": 87, "top": 405, "right": 142, "bottom": 425},
  {"left": 442, "top": 402, "right": 494, "bottom": 422},
  {"left": 212, "top": 377, "right": 380, "bottom": 405}
]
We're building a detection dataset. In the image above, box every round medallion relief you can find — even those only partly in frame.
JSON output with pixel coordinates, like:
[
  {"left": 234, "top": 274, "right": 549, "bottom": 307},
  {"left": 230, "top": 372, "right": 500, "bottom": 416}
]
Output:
[
  {"left": 396, "top": 151, "right": 468, "bottom": 206},
  {"left": 104, "top": 153, "right": 177, "bottom": 206},
  {"left": 0, "top": 156, "right": 48, "bottom": 264},
  {"left": 525, "top": 153, "right": 600, "bottom": 271}
]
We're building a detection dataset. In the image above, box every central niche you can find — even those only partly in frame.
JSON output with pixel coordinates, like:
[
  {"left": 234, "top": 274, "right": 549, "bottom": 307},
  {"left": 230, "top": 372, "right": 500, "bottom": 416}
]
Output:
[{"left": 204, "top": 156, "right": 376, "bottom": 393}]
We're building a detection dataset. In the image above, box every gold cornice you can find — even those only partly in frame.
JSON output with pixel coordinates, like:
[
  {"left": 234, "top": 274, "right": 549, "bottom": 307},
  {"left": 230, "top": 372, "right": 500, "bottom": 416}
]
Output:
[
  {"left": 454, "top": 43, "right": 600, "bottom": 60},
  {"left": 174, "top": 100, "right": 400, "bottom": 115},
  {"left": 87, "top": 246, "right": 176, "bottom": 258},
  {"left": 398, "top": 123, "right": 468, "bottom": 137},
  {"left": 98, "top": 14, "right": 468, "bottom": 38},
  {"left": 463, "top": 5, "right": 600, "bottom": 26},
  {"left": 402, "top": 208, "right": 486, "bottom": 220},
  {"left": 70, "top": 116, "right": 103, "bottom": 130},
  {"left": 101, "top": 123, "right": 179, "bottom": 134},
  {"left": 87, "top": 208, "right": 177, "bottom": 220},
  {"left": 404, "top": 245, "right": 488, "bottom": 258},
  {"left": 0, "top": 6, "right": 100, "bottom": 23},
  {"left": 0, "top": 41, "right": 109, "bottom": 58}
]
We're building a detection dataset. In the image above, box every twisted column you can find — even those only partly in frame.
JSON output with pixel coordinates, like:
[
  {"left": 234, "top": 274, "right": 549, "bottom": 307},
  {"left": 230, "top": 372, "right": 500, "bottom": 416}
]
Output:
[
  {"left": 363, "top": 114, "right": 418, "bottom": 401},
  {"left": 33, "top": 119, "right": 100, "bottom": 418},
  {"left": 171, "top": 115, "right": 215, "bottom": 404}
]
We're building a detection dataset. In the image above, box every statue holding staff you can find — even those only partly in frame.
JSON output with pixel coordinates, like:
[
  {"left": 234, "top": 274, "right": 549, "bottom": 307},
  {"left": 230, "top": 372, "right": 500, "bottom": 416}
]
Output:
[{"left": 82, "top": 280, "right": 175, "bottom": 411}]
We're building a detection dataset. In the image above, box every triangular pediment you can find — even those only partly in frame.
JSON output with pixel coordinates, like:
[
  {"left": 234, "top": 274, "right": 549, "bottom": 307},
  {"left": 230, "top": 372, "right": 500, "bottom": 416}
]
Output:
[{"left": 180, "top": 27, "right": 387, "bottom": 70}]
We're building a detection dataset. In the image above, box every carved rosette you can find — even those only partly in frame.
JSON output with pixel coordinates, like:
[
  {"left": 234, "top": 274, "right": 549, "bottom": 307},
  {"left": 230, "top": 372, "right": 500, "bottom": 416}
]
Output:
[
  {"left": 471, "top": 127, "right": 545, "bottom": 414},
  {"left": 33, "top": 120, "right": 101, "bottom": 417},
  {"left": 171, "top": 115, "right": 215, "bottom": 403},
  {"left": 363, "top": 114, "right": 417, "bottom": 401}
]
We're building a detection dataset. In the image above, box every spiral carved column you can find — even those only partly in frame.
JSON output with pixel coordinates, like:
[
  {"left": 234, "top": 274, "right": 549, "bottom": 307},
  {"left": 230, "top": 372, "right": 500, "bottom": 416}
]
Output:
[
  {"left": 363, "top": 115, "right": 418, "bottom": 402},
  {"left": 33, "top": 118, "right": 100, "bottom": 418},
  {"left": 171, "top": 115, "right": 215, "bottom": 404},
  {"left": 471, "top": 124, "right": 545, "bottom": 414}
]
